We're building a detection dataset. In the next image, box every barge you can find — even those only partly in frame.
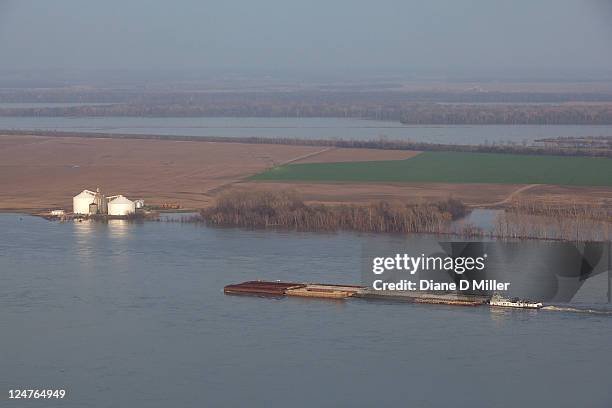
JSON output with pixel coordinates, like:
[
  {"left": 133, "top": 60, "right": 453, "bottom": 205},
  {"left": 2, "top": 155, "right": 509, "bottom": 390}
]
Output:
[
  {"left": 223, "top": 281, "right": 306, "bottom": 297},
  {"left": 224, "top": 280, "right": 490, "bottom": 306},
  {"left": 354, "top": 289, "right": 489, "bottom": 306},
  {"left": 224, "top": 281, "right": 363, "bottom": 299}
]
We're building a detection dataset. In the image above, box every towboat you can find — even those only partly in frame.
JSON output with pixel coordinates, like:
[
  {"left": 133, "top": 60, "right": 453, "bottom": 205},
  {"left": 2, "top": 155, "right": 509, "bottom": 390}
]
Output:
[{"left": 489, "top": 293, "right": 543, "bottom": 309}]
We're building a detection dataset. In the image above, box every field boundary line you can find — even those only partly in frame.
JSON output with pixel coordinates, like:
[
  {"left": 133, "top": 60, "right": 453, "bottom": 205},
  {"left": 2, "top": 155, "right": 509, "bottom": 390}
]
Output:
[
  {"left": 205, "top": 147, "right": 334, "bottom": 198},
  {"left": 470, "top": 184, "right": 541, "bottom": 208},
  {"left": 278, "top": 147, "right": 334, "bottom": 165}
]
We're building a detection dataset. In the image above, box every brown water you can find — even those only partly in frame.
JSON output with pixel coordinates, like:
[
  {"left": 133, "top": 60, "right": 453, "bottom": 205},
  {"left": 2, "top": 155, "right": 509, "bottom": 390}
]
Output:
[{"left": 1, "top": 214, "right": 611, "bottom": 407}]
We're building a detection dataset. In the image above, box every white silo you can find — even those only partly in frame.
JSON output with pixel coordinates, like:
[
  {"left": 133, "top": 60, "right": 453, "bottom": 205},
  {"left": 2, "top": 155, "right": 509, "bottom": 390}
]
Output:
[
  {"left": 73, "top": 190, "right": 96, "bottom": 214},
  {"left": 107, "top": 195, "right": 136, "bottom": 216}
]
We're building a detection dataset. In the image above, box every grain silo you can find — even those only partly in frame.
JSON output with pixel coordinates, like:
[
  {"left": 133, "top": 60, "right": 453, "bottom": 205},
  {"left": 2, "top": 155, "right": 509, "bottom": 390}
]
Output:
[
  {"left": 73, "top": 190, "right": 97, "bottom": 214},
  {"left": 107, "top": 195, "right": 136, "bottom": 216},
  {"left": 94, "top": 189, "right": 107, "bottom": 214}
]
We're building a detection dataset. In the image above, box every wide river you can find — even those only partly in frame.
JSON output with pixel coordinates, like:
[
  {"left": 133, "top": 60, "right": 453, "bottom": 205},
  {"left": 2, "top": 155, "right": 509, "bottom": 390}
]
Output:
[
  {"left": 1, "top": 214, "right": 611, "bottom": 407},
  {"left": 1, "top": 116, "right": 611, "bottom": 145}
]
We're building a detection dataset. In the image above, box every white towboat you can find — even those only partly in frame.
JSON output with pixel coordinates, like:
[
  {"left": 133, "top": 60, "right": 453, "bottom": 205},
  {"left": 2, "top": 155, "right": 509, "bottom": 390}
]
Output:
[{"left": 489, "top": 293, "right": 543, "bottom": 309}]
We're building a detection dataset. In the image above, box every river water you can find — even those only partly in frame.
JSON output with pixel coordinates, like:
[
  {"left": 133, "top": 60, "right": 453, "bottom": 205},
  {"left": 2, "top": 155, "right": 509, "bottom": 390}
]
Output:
[
  {"left": 1, "top": 116, "right": 611, "bottom": 145},
  {"left": 1, "top": 214, "right": 610, "bottom": 407}
]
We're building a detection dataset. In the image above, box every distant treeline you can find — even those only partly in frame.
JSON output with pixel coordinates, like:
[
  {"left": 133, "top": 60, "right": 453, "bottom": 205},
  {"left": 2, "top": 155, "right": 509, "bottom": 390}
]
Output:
[
  {"left": 192, "top": 190, "right": 467, "bottom": 234},
  {"left": 398, "top": 104, "right": 612, "bottom": 125},
  {"left": 3, "top": 130, "right": 609, "bottom": 157},
  {"left": 3, "top": 89, "right": 612, "bottom": 105},
  {"left": 3, "top": 101, "right": 612, "bottom": 125},
  {"left": 3, "top": 87, "right": 612, "bottom": 125},
  {"left": 535, "top": 136, "right": 612, "bottom": 150}
]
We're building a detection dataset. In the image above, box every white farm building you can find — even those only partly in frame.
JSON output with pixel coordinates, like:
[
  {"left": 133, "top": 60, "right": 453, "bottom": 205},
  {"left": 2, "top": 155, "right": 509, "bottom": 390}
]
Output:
[
  {"left": 72, "top": 188, "right": 137, "bottom": 216},
  {"left": 107, "top": 195, "right": 136, "bottom": 216},
  {"left": 73, "top": 189, "right": 103, "bottom": 215},
  {"left": 73, "top": 190, "right": 95, "bottom": 214}
]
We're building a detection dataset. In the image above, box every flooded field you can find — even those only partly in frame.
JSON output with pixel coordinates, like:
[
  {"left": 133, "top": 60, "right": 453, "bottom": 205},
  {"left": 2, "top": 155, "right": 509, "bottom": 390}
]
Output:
[{"left": 1, "top": 116, "right": 612, "bottom": 145}]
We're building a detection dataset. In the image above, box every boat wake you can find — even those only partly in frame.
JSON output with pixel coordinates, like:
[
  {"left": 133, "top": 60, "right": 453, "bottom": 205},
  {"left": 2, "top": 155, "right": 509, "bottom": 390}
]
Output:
[{"left": 542, "top": 305, "right": 612, "bottom": 315}]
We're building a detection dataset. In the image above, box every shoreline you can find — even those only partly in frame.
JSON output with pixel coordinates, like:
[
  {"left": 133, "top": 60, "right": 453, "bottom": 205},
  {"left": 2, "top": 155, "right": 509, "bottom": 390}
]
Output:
[
  {"left": 0, "top": 213, "right": 557, "bottom": 243},
  {"left": 1, "top": 133, "right": 609, "bottom": 241}
]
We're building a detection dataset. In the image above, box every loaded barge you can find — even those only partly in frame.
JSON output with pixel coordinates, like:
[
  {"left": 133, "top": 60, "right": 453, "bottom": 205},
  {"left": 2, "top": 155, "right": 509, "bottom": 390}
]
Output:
[
  {"left": 224, "top": 281, "right": 364, "bottom": 299},
  {"left": 224, "top": 280, "right": 491, "bottom": 306},
  {"left": 224, "top": 281, "right": 545, "bottom": 309}
]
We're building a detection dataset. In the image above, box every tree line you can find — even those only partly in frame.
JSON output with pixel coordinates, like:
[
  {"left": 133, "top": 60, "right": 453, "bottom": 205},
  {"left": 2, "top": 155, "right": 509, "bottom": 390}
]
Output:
[
  {"left": 3, "top": 130, "right": 609, "bottom": 157},
  {"left": 193, "top": 190, "right": 467, "bottom": 234},
  {"left": 3, "top": 102, "right": 612, "bottom": 125}
]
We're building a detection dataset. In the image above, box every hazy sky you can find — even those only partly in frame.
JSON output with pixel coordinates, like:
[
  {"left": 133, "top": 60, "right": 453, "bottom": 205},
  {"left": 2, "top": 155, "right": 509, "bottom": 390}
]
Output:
[{"left": 0, "top": 0, "right": 611, "bottom": 78}]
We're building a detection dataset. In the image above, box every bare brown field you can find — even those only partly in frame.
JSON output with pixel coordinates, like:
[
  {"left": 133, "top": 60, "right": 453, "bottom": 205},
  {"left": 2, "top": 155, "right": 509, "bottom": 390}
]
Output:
[
  {"left": 0, "top": 135, "right": 422, "bottom": 211},
  {"left": 0, "top": 135, "right": 49, "bottom": 150},
  {"left": 233, "top": 181, "right": 522, "bottom": 207},
  {"left": 520, "top": 185, "right": 612, "bottom": 208},
  {"left": 0, "top": 135, "right": 324, "bottom": 210}
]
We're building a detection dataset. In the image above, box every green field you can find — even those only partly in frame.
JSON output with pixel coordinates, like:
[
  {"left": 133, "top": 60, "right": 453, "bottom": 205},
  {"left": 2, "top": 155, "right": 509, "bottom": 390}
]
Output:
[{"left": 251, "top": 151, "right": 612, "bottom": 186}]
